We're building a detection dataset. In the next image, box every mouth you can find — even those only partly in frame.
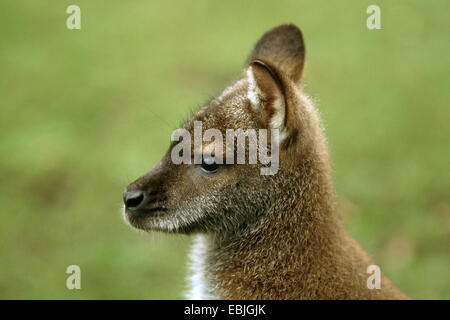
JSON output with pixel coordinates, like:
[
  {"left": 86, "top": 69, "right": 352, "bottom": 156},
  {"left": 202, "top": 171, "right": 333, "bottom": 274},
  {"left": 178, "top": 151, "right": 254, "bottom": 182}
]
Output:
[{"left": 124, "top": 206, "right": 169, "bottom": 230}]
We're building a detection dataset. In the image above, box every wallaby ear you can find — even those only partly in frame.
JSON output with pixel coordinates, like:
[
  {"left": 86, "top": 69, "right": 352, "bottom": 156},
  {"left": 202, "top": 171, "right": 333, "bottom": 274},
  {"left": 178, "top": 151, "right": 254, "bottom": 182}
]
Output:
[
  {"left": 246, "top": 61, "right": 285, "bottom": 130},
  {"left": 246, "top": 24, "right": 305, "bottom": 83}
]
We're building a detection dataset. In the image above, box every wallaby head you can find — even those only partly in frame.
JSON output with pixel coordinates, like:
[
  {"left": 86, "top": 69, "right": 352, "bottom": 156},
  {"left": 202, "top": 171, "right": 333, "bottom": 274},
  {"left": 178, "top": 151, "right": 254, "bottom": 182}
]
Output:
[
  {"left": 123, "top": 24, "right": 322, "bottom": 236},
  {"left": 123, "top": 24, "right": 407, "bottom": 299}
]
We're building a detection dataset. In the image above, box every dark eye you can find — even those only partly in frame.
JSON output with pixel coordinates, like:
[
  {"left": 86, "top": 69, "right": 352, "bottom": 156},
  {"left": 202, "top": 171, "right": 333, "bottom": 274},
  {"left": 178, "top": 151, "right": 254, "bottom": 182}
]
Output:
[{"left": 200, "top": 156, "right": 219, "bottom": 173}]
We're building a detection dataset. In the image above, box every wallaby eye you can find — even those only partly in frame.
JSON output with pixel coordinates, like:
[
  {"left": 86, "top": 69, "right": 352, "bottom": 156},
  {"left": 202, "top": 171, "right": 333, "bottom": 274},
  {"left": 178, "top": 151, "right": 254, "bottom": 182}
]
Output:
[{"left": 200, "top": 156, "right": 219, "bottom": 174}]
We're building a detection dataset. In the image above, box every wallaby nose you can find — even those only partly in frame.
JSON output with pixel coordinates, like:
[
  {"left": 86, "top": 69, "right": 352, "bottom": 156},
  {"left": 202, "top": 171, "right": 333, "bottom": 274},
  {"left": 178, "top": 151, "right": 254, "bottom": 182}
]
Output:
[{"left": 123, "top": 189, "right": 145, "bottom": 210}]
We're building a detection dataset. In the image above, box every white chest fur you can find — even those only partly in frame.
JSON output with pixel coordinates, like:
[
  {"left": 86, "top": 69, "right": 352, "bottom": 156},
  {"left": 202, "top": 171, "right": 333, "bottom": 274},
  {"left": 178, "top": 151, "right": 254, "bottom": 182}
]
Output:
[{"left": 186, "top": 234, "right": 220, "bottom": 299}]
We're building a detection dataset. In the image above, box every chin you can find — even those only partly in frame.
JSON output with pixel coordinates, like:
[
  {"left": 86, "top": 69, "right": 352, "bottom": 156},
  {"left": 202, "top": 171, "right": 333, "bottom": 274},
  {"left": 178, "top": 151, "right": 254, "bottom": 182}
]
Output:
[
  {"left": 122, "top": 206, "right": 194, "bottom": 233},
  {"left": 123, "top": 207, "right": 158, "bottom": 230}
]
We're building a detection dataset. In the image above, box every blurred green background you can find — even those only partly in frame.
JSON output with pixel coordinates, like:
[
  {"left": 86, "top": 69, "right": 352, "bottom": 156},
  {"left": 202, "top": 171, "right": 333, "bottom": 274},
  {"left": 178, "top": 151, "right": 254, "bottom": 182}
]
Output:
[{"left": 0, "top": 0, "right": 449, "bottom": 299}]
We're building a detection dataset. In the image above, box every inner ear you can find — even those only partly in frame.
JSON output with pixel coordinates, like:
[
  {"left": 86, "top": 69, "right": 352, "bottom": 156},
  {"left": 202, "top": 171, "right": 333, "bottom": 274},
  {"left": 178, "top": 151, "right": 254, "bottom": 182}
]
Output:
[{"left": 246, "top": 61, "right": 285, "bottom": 130}]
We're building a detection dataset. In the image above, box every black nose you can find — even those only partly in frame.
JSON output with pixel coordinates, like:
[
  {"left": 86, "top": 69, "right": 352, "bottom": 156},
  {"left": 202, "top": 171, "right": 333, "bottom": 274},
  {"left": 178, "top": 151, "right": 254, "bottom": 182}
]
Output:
[{"left": 123, "top": 189, "right": 145, "bottom": 210}]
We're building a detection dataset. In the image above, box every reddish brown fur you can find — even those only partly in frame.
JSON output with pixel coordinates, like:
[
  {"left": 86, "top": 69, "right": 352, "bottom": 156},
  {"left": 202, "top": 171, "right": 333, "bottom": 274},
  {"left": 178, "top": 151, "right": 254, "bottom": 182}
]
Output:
[{"left": 124, "top": 24, "right": 408, "bottom": 299}]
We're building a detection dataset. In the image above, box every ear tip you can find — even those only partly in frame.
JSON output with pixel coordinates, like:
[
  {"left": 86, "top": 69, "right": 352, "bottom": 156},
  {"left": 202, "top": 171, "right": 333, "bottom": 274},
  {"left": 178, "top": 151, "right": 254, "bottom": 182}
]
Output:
[
  {"left": 250, "top": 23, "right": 305, "bottom": 58},
  {"left": 266, "top": 23, "right": 304, "bottom": 45},
  {"left": 246, "top": 23, "right": 306, "bottom": 83},
  {"left": 273, "top": 23, "right": 303, "bottom": 35}
]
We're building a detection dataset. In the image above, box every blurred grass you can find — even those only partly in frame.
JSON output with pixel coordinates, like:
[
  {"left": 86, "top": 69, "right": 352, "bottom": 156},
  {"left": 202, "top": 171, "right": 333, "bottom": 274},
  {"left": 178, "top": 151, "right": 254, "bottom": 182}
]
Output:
[{"left": 0, "top": 0, "right": 448, "bottom": 299}]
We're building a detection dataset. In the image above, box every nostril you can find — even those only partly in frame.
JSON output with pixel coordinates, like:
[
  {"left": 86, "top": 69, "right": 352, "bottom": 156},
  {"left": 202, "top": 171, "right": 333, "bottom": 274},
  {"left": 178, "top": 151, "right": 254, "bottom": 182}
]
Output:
[{"left": 123, "top": 190, "right": 145, "bottom": 210}]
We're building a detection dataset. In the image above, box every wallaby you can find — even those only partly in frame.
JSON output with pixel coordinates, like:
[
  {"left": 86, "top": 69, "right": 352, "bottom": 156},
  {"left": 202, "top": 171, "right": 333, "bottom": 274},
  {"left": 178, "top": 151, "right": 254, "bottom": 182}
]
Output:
[{"left": 123, "top": 24, "right": 408, "bottom": 299}]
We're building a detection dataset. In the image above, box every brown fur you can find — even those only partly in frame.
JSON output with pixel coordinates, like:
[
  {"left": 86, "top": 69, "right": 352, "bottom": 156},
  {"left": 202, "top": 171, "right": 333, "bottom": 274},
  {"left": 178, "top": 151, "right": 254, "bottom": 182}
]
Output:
[{"left": 124, "top": 24, "right": 408, "bottom": 299}]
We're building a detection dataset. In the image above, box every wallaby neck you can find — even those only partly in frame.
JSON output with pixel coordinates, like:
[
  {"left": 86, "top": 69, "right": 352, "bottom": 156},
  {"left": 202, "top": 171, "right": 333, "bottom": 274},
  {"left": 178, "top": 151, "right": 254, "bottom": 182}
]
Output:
[
  {"left": 188, "top": 155, "right": 340, "bottom": 299},
  {"left": 187, "top": 154, "right": 406, "bottom": 299}
]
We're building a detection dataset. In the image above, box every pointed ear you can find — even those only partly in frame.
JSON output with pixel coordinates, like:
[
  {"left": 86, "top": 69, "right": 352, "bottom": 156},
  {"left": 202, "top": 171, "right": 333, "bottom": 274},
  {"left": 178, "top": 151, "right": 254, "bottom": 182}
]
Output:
[{"left": 246, "top": 24, "right": 305, "bottom": 83}]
